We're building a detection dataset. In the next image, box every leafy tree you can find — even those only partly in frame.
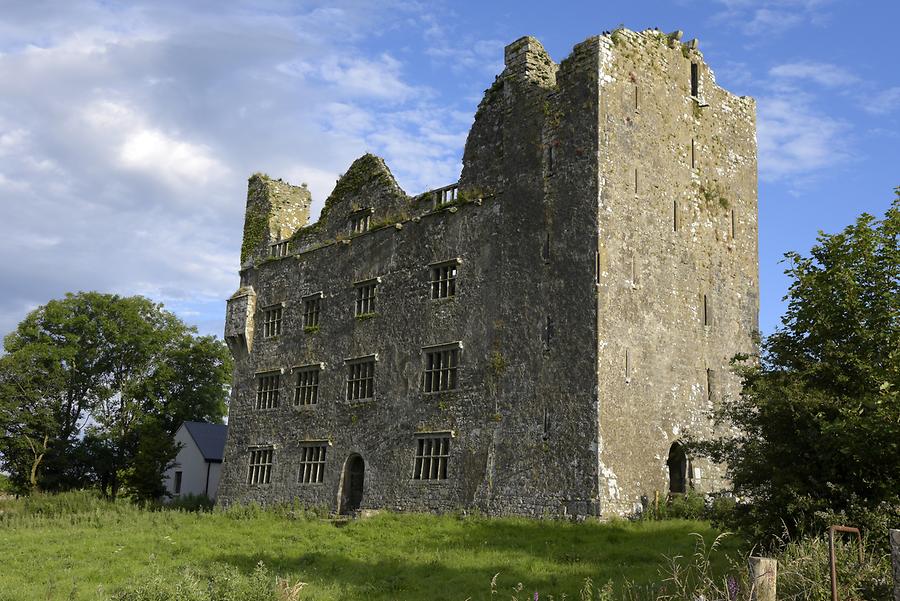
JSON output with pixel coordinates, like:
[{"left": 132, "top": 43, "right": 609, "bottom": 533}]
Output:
[
  {"left": 0, "top": 292, "right": 232, "bottom": 498},
  {"left": 693, "top": 190, "right": 899, "bottom": 545}
]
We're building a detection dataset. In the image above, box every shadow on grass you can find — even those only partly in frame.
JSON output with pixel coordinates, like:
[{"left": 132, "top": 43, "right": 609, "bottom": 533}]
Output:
[{"left": 211, "top": 517, "right": 742, "bottom": 600}]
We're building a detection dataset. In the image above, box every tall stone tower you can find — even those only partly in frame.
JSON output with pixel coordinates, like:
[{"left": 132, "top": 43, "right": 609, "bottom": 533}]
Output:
[{"left": 217, "top": 28, "right": 758, "bottom": 517}]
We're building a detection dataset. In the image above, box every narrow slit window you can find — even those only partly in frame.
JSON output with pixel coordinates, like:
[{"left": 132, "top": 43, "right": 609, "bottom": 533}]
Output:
[
  {"left": 248, "top": 448, "right": 273, "bottom": 485},
  {"left": 673, "top": 200, "right": 680, "bottom": 232},
  {"left": 423, "top": 346, "right": 460, "bottom": 393},
  {"left": 691, "top": 63, "right": 699, "bottom": 97},
  {"left": 625, "top": 348, "right": 631, "bottom": 382},
  {"left": 691, "top": 138, "right": 696, "bottom": 169},
  {"left": 346, "top": 357, "right": 375, "bottom": 401},
  {"left": 298, "top": 444, "right": 327, "bottom": 484},
  {"left": 294, "top": 365, "right": 320, "bottom": 406},
  {"left": 730, "top": 209, "right": 736, "bottom": 239},
  {"left": 256, "top": 373, "right": 280, "bottom": 410},
  {"left": 548, "top": 144, "right": 556, "bottom": 174},
  {"left": 706, "top": 368, "right": 713, "bottom": 401},
  {"left": 634, "top": 85, "right": 639, "bottom": 111},
  {"left": 413, "top": 434, "right": 451, "bottom": 480},
  {"left": 634, "top": 168, "right": 639, "bottom": 194},
  {"left": 703, "top": 294, "right": 710, "bottom": 327},
  {"left": 630, "top": 255, "right": 638, "bottom": 286}
]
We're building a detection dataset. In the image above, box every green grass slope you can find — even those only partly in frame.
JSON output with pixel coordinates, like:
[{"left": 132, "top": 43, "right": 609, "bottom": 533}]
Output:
[{"left": 0, "top": 492, "right": 741, "bottom": 600}]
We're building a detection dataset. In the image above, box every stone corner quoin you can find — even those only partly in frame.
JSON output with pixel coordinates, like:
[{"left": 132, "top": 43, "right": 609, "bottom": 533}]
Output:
[{"left": 217, "top": 27, "right": 759, "bottom": 519}]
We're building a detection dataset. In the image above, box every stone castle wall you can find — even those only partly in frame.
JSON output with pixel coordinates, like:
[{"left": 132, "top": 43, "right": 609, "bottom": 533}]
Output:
[{"left": 217, "top": 28, "right": 758, "bottom": 518}]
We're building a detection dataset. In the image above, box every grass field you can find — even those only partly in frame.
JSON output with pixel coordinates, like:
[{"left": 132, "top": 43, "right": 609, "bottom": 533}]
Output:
[{"left": 0, "top": 492, "right": 743, "bottom": 600}]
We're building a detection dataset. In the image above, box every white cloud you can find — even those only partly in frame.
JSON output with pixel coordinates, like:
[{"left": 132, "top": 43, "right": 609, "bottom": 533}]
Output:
[
  {"left": 865, "top": 86, "right": 900, "bottom": 115},
  {"left": 757, "top": 95, "right": 849, "bottom": 182},
  {"left": 713, "top": 0, "right": 834, "bottom": 36},
  {"left": 0, "top": 1, "right": 481, "bottom": 340},
  {"left": 769, "top": 61, "right": 858, "bottom": 88}
]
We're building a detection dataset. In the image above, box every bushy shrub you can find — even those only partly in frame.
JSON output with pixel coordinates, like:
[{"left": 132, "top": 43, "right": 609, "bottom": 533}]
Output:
[{"left": 777, "top": 535, "right": 892, "bottom": 601}]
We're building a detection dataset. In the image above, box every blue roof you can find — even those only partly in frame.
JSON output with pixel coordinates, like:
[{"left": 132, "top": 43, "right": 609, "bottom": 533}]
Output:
[{"left": 182, "top": 421, "right": 228, "bottom": 462}]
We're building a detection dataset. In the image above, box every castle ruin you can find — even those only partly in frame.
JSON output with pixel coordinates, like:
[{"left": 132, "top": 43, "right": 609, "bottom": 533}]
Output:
[{"left": 217, "top": 28, "right": 759, "bottom": 518}]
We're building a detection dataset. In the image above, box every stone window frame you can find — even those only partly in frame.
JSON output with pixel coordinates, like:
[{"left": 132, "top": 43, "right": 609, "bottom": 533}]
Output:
[
  {"left": 412, "top": 432, "right": 453, "bottom": 481},
  {"left": 353, "top": 277, "right": 380, "bottom": 316},
  {"left": 292, "top": 362, "right": 323, "bottom": 408},
  {"left": 261, "top": 303, "right": 284, "bottom": 338},
  {"left": 297, "top": 441, "right": 329, "bottom": 484},
  {"left": 247, "top": 446, "right": 274, "bottom": 485},
  {"left": 422, "top": 341, "right": 462, "bottom": 394},
  {"left": 348, "top": 207, "right": 373, "bottom": 235},
  {"left": 255, "top": 369, "right": 282, "bottom": 410},
  {"left": 302, "top": 292, "right": 323, "bottom": 328},
  {"left": 429, "top": 258, "right": 460, "bottom": 300},
  {"left": 345, "top": 354, "right": 377, "bottom": 402},
  {"left": 269, "top": 240, "right": 290, "bottom": 258},
  {"left": 433, "top": 183, "right": 458, "bottom": 208}
]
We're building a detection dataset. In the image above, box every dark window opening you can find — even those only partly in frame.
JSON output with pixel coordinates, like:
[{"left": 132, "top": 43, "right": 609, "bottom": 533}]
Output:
[
  {"left": 413, "top": 435, "right": 450, "bottom": 480},
  {"left": 255, "top": 373, "right": 280, "bottom": 410},
  {"left": 346, "top": 358, "right": 375, "bottom": 401},
  {"left": 731, "top": 209, "right": 736, "bottom": 239},
  {"left": 690, "top": 63, "right": 699, "bottom": 97},
  {"left": 174, "top": 471, "right": 182, "bottom": 494},
  {"left": 248, "top": 448, "right": 273, "bottom": 485},
  {"left": 667, "top": 442, "right": 689, "bottom": 494},
  {"left": 302, "top": 295, "right": 321, "bottom": 328},
  {"left": 294, "top": 366, "right": 320, "bottom": 406},
  {"left": 354, "top": 282, "right": 377, "bottom": 315},
  {"left": 625, "top": 348, "right": 631, "bottom": 382},
  {"left": 298, "top": 444, "right": 326, "bottom": 484},
  {"left": 691, "top": 138, "right": 696, "bottom": 169},
  {"left": 423, "top": 346, "right": 459, "bottom": 393},
  {"left": 703, "top": 294, "right": 710, "bottom": 327},
  {"left": 262, "top": 305, "right": 282, "bottom": 338},
  {"left": 548, "top": 144, "right": 556, "bottom": 174},
  {"left": 706, "top": 368, "right": 713, "bottom": 401},
  {"left": 430, "top": 263, "right": 457, "bottom": 299},
  {"left": 673, "top": 200, "right": 680, "bottom": 232}
]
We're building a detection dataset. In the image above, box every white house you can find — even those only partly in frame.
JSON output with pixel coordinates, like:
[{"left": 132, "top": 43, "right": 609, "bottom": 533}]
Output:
[{"left": 163, "top": 422, "right": 228, "bottom": 501}]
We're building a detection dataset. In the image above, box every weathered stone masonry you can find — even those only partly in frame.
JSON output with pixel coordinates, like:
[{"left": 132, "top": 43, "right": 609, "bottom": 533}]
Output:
[{"left": 217, "top": 28, "right": 759, "bottom": 518}]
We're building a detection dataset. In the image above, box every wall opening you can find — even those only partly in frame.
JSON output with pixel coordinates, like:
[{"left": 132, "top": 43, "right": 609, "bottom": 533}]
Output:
[
  {"left": 690, "top": 63, "right": 699, "bottom": 97},
  {"left": 339, "top": 454, "right": 365, "bottom": 515},
  {"left": 673, "top": 200, "right": 679, "bottom": 232},
  {"left": 691, "top": 138, "right": 696, "bottom": 169},
  {"left": 731, "top": 209, "right": 736, "bottom": 239},
  {"left": 703, "top": 294, "right": 710, "bottom": 326},
  {"left": 625, "top": 348, "right": 631, "bottom": 383},
  {"left": 667, "top": 442, "right": 689, "bottom": 494},
  {"left": 706, "top": 368, "right": 713, "bottom": 401}
]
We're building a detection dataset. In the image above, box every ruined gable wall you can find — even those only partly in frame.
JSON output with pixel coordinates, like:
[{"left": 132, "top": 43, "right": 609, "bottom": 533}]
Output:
[{"left": 593, "top": 29, "right": 758, "bottom": 513}]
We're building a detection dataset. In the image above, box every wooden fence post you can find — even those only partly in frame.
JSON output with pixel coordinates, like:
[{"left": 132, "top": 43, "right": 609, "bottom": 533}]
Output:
[
  {"left": 890, "top": 529, "right": 900, "bottom": 601},
  {"left": 749, "top": 556, "right": 777, "bottom": 601}
]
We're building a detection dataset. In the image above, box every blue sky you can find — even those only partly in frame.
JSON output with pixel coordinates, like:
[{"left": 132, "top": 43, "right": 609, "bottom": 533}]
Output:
[{"left": 0, "top": 0, "right": 897, "bottom": 339}]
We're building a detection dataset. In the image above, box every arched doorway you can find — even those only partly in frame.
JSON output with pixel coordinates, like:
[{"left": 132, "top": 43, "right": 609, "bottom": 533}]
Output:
[
  {"left": 339, "top": 454, "right": 365, "bottom": 515},
  {"left": 667, "top": 442, "right": 689, "bottom": 494}
]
